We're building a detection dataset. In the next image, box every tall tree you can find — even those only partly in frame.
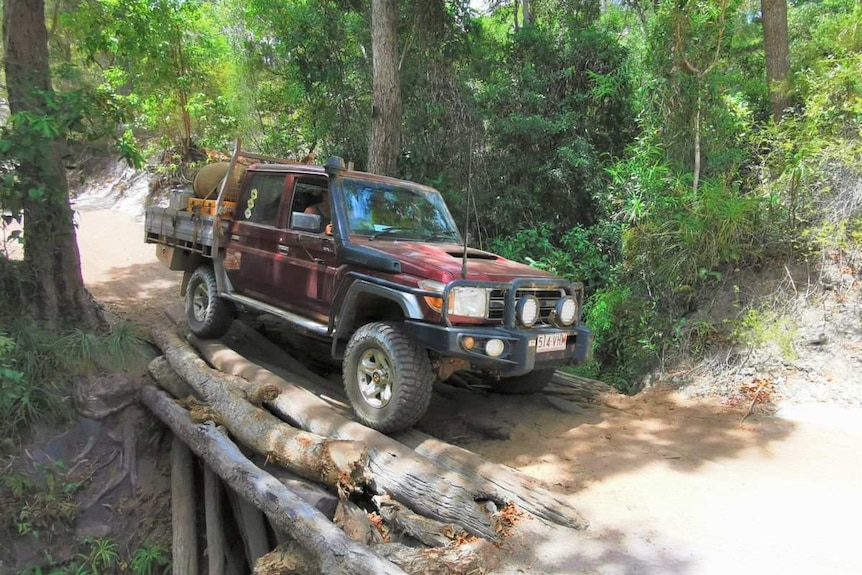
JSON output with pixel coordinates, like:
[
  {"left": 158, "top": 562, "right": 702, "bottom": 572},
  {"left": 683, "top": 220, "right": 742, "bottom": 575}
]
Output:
[
  {"left": 761, "top": 0, "right": 790, "bottom": 122},
  {"left": 3, "top": 0, "right": 99, "bottom": 329},
  {"left": 368, "top": 0, "right": 402, "bottom": 176}
]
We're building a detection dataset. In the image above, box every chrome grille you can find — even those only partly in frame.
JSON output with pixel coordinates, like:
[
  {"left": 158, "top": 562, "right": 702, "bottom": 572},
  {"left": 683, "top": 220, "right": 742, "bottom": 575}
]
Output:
[{"left": 488, "top": 288, "right": 565, "bottom": 323}]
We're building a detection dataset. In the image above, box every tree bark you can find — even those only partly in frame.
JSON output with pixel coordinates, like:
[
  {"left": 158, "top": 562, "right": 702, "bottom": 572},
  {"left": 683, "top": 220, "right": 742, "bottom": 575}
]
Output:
[
  {"left": 195, "top": 326, "right": 591, "bottom": 531},
  {"left": 393, "top": 429, "right": 589, "bottom": 530},
  {"left": 227, "top": 489, "right": 271, "bottom": 569},
  {"left": 192, "top": 337, "right": 502, "bottom": 540},
  {"left": 3, "top": 0, "right": 99, "bottom": 329},
  {"left": 204, "top": 465, "right": 227, "bottom": 575},
  {"left": 368, "top": 0, "right": 402, "bottom": 176},
  {"left": 140, "top": 386, "right": 408, "bottom": 575},
  {"left": 151, "top": 327, "right": 369, "bottom": 493},
  {"left": 192, "top": 336, "right": 589, "bottom": 538},
  {"left": 171, "top": 437, "right": 199, "bottom": 575},
  {"left": 761, "top": 0, "right": 791, "bottom": 122}
]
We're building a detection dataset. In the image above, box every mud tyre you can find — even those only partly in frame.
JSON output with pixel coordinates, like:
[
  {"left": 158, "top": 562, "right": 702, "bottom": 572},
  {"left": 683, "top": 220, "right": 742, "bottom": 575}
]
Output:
[
  {"left": 490, "top": 368, "right": 555, "bottom": 395},
  {"left": 185, "top": 266, "right": 234, "bottom": 339},
  {"left": 343, "top": 322, "right": 434, "bottom": 433}
]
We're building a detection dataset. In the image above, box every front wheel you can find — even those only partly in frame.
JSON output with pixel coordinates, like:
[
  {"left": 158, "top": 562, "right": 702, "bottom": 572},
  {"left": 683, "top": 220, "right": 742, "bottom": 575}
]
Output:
[
  {"left": 343, "top": 322, "right": 434, "bottom": 432},
  {"left": 185, "top": 266, "right": 234, "bottom": 339},
  {"left": 489, "top": 368, "right": 555, "bottom": 395}
]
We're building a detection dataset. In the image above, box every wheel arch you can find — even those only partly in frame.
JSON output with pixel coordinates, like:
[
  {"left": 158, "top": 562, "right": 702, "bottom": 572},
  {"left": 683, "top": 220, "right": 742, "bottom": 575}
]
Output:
[{"left": 331, "top": 280, "right": 423, "bottom": 359}]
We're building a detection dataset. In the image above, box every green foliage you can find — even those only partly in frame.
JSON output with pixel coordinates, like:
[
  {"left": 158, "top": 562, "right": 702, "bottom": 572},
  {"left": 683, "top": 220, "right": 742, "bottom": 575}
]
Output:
[
  {"left": 582, "top": 285, "right": 660, "bottom": 392},
  {"left": 471, "top": 23, "right": 635, "bottom": 238},
  {"left": 0, "top": 322, "right": 147, "bottom": 444},
  {"left": 489, "top": 221, "right": 622, "bottom": 294},
  {"left": 1, "top": 460, "right": 85, "bottom": 538},
  {"left": 731, "top": 307, "right": 798, "bottom": 360},
  {"left": 64, "top": 0, "right": 234, "bottom": 150},
  {"left": 129, "top": 543, "right": 171, "bottom": 575},
  {"left": 15, "top": 537, "right": 153, "bottom": 575}
]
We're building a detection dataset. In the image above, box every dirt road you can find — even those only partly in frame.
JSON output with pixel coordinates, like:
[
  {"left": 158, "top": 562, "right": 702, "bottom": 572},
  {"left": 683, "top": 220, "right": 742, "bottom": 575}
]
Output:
[{"left": 77, "top": 208, "right": 862, "bottom": 574}]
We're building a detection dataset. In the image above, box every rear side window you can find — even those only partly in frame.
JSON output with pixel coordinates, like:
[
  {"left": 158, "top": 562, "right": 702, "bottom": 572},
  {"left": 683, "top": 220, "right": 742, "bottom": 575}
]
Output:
[{"left": 241, "top": 173, "right": 285, "bottom": 226}]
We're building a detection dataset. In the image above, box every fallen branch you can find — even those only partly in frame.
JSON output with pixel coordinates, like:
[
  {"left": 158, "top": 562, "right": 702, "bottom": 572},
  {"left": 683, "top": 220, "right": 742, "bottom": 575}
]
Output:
[
  {"left": 192, "top": 336, "right": 502, "bottom": 540},
  {"left": 140, "top": 385, "right": 407, "bottom": 575},
  {"left": 195, "top": 334, "right": 589, "bottom": 532},
  {"left": 151, "top": 327, "right": 368, "bottom": 493}
]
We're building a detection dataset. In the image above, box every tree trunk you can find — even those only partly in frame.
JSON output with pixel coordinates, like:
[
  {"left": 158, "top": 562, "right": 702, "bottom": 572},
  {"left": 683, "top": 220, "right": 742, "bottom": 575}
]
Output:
[
  {"left": 140, "top": 386, "right": 408, "bottom": 575},
  {"left": 192, "top": 336, "right": 590, "bottom": 538},
  {"left": 3, "top": 0, "right": 99, "bottom": 329},
  {"left": 761, "top": 0, "right": 790, "bottom": 122},
  {"left": 522, "top": 0, "right": 532, "bottom": 26},
  {"left": 368, "top": 0, "right": 401, "bottom": 176},
  {"left": 150, "top": 327, "right": 369, "bottom": 492}
]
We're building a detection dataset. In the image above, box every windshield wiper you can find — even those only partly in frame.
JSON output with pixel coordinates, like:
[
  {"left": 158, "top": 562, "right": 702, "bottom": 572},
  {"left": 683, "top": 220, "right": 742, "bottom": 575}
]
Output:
[
  {"left": 370, "top": 227, "right": 418, "bottom": 240},
  {"left": 424, "top": 230, "right": 461, "bottom": 242}
]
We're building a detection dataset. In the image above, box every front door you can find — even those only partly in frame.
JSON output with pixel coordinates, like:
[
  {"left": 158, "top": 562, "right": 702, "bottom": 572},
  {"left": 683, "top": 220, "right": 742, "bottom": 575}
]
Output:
[{"left": 272, "top": 175, "right": 338, "bottom": 322}]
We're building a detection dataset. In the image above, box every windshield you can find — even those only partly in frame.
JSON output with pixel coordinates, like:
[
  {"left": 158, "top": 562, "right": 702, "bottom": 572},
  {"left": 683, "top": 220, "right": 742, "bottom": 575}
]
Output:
[{"left": 341, "top": 178, "right": 462, "bottom": 242}]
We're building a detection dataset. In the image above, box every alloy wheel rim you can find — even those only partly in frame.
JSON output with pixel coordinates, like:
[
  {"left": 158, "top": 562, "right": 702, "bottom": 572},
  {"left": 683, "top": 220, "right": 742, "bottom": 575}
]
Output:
[
  {"left": 356, "top": 348, "right": 393, "bottom": 409},
  {"left": 192, "top": 283, "right": 209, "bottom": 322}
]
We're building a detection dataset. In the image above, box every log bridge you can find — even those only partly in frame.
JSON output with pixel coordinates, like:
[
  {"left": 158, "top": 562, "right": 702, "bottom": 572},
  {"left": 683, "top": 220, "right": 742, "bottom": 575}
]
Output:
[{"left": 142, "top": 317, "right": 610, "bottom": 575}]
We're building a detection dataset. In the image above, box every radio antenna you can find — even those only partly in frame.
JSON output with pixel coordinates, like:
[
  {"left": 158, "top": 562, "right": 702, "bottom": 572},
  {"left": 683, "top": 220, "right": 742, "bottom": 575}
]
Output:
[{"left": 461, "top": 135, "right": 473, "bottom": 279}]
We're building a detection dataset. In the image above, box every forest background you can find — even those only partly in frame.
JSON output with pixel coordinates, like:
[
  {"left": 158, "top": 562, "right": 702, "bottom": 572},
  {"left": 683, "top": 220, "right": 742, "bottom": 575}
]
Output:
[{"left": 0, "top": 0, "right": 860, "bottom": 410}]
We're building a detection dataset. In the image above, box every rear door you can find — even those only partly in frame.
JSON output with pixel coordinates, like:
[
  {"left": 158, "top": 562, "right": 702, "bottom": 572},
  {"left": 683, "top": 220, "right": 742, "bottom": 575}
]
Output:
[{"left": 224, "top": 170, "right": 290, "bottom": 304}]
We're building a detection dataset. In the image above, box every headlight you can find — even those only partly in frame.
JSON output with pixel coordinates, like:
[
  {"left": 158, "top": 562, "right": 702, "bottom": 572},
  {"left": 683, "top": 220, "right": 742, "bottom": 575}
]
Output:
[
  {"left": 449, "top": 286, "right": 488, "bottom": 318},
  {"left": 555, "top": 297, "right": 577, "bottom": 326},
  {"left": 516, "top": 295, "right": 540, "bottom": 327},
  {"left": 419, "top": 281, "right": 489, "bottom": 318}
]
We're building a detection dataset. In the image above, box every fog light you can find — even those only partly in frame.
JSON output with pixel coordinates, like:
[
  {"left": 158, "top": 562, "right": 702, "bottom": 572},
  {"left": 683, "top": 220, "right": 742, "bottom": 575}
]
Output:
[
  {"left": 556, "top": 297, "right": 577, "bottom": 326},
  {"left": 516, "top": 295, "right": 540, "bottom": 327},
  {"left": 485, "top": 339, "right": 505, "bottom": 357},
  {"left": 461, "top": 336, "right": 476, "bottom": 350}
]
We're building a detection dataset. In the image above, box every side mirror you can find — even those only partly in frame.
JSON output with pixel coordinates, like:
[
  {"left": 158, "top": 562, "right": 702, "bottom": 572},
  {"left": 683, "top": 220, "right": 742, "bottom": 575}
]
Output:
[{"left": 290, "top": 211, "right": 323, "bottom": 233}]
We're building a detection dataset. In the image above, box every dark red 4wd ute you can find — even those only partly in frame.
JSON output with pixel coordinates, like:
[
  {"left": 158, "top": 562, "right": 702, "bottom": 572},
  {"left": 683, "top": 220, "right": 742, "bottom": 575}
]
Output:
[{"left": 146, "top": 143, "right": 592, "bottom": 432}]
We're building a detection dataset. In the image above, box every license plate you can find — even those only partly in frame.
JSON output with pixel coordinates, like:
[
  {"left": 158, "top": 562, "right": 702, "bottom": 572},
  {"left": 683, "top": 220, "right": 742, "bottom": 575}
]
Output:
[{"left": 536, "top": 332, "right": 567, "bottom": 353}]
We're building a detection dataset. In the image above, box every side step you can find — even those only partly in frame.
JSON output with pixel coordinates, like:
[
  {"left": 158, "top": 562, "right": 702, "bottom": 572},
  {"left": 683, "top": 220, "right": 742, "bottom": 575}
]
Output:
[{"left": 221, "top": 293, "right": 330, "bottom": 338}]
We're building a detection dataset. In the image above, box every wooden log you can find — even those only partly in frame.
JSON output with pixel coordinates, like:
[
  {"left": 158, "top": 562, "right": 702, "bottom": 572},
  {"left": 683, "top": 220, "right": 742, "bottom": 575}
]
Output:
[
  {"left": 140, "top": 385, "right": 407, "bottom": 575},
  {"left": 192, "top": 337, "right": 501, "bottom": 540},
  {"left": 195, "top": 337, "right": 589, "bottom": 533},
  {"left": 227, "top": 488, "right": 271, "bottom": 569},
  {"left": 550, "top": 371, "right": 618, "bottom": 394},
  {"left": 252, "top": 542, "right": 317, "bottom": 575},
  {"left": 171, "top": 436, "right": 198, "bottom": 575},
  {"left": 255, "top": 458, "right": 340, "bottom": 521},
  {"left": 222, "top": 328, "right": 592, "bottom": 530},
  {"left": 373, "top": 541, "right": 491, "bottom": 575},
  {"left": 150, "top": 356, "right": 197, "bottom": 400},
  {"left": 334, "top": 500, "right": 383, "bottom": 545},
  {"left": 373, "top": 495, "right": 461, "bottom": 547},
  {"left": 204, "top": 465, "right": 226, "bottom": 575},
  {"left": 151, "top": 326, "right": 368, "bottom": 493},
  {"left": 394, "top": 428, "right": 589, "bottom": 530}
]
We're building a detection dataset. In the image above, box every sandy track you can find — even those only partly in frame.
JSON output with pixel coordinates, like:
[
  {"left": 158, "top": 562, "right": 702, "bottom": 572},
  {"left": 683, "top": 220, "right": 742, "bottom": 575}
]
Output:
[{"left": 76, "top": 207, "right": 862, "bottom": 575}]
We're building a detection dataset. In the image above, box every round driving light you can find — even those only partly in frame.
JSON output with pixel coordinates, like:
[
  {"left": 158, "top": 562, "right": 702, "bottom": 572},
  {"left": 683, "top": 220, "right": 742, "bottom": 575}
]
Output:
[
  {"left": 485, "top": 339, "right": 505, "bottom": 357},
  {"left": 461, "top": 336, "right": 476, "bottom": 350},
  {"left": 516, "top": 295, "right": 540, "bottom": 327},
  {"left": 556, "top": 297, "right": 577, "bottom": 326}
]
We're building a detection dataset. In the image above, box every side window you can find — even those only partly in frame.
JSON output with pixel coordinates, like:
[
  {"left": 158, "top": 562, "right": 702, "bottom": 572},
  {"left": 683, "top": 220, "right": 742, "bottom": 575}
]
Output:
[
  {"left": 289, "top": 177, "right": 329, "bottom": 231},
  {"left": 240, "top": 173, "right": 285, "bottom": 226}
]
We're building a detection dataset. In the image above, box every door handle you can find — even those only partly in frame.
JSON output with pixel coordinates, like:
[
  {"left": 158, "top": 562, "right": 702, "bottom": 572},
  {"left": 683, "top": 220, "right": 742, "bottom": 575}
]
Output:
[{"left": 278, "top": 245, "right": 290, "bottom": 255}]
